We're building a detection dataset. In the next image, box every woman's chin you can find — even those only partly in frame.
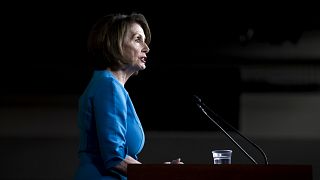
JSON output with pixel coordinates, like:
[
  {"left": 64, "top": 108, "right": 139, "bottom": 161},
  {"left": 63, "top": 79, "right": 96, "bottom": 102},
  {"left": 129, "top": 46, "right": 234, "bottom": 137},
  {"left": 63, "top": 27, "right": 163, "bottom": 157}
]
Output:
[{"left": 139, "top": 64, "right": 146, "bottom": 70}]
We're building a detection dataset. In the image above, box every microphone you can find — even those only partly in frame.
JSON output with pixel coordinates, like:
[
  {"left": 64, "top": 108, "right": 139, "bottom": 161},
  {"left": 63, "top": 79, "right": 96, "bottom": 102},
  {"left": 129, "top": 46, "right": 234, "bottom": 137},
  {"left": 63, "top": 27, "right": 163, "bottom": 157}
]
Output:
[{"left": 193, "top": 95, "right": 269, "bottom": 165}]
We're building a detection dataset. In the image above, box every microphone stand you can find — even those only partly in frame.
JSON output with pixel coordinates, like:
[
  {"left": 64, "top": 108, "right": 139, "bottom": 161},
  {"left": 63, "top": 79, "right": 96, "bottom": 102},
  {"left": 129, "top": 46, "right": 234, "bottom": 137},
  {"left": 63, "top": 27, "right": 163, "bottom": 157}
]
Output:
[{"left": 194, "top": 95, "right": 269, "bottom": 165}]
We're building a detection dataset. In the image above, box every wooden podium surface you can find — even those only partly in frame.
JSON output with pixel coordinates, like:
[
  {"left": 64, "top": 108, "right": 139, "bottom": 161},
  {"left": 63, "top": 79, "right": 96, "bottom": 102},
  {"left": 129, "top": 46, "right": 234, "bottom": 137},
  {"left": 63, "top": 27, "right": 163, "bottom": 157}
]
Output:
[{"left": 128, "top": 164, "right": 312, "bottom": 180}]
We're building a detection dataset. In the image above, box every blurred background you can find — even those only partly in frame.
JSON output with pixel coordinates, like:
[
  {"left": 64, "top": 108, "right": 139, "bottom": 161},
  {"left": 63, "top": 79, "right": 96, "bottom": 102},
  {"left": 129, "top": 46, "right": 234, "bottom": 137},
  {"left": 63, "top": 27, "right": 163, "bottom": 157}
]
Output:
[{"left": 0, "top": 1, "right": 319, "bottom": 179}]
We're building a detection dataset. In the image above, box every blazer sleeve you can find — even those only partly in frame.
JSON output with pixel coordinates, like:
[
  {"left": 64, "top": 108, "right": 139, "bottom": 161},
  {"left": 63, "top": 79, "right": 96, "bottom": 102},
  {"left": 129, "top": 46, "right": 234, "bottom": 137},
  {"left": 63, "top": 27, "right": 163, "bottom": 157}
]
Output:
[{"left": 93, "top": 78, "right": 128, "bottom": 170}]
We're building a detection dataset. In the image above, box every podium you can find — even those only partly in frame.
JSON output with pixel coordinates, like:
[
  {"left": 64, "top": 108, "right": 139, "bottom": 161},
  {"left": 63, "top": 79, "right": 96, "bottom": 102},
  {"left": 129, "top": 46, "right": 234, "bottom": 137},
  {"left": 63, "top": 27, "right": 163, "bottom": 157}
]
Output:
[{"left": 128, "top": 164, "right": 312, "bottom": 180}]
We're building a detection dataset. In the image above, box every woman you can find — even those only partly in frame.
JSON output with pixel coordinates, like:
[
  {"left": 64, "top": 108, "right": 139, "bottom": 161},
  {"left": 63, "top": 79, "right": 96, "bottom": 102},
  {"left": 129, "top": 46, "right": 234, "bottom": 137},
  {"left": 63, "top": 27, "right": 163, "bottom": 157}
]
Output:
[{"left": 74, "top": 13, "right": 182, "bottom": 180}]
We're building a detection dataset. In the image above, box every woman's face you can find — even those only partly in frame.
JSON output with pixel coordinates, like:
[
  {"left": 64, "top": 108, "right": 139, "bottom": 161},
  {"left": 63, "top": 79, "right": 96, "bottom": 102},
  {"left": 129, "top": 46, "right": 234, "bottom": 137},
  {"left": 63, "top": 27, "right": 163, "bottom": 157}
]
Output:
[{"left": 122, "top": 22, "right": 150, "bottom": 72}]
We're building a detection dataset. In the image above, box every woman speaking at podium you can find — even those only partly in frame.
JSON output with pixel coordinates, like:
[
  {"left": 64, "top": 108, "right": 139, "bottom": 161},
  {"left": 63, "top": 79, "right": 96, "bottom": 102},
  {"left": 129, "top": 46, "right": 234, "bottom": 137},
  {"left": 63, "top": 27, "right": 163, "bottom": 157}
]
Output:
[{"left": 74, "top": 12, "right": 183, "bottom": 180}]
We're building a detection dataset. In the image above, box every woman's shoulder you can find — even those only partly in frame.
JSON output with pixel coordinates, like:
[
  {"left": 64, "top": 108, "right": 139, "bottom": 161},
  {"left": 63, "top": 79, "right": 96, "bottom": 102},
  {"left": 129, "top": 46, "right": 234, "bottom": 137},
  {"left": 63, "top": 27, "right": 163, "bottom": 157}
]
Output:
[{"left": 93, "top": 70, "right": 120, "bottom": 85}]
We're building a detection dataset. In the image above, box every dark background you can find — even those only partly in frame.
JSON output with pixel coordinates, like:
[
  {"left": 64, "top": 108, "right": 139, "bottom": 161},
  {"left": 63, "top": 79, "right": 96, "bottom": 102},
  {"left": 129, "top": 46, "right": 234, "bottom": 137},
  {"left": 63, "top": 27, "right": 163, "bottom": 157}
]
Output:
[
  {"left": 1, "top": 2, "right": 320, "bottom": 180},
  {"left": 1, "top": 1, "right": 319, "bottom": 131}
]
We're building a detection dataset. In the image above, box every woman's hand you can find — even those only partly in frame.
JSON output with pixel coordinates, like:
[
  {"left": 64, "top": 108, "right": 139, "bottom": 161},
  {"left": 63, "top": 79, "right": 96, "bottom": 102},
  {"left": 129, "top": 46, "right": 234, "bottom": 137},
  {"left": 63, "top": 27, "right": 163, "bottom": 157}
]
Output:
[
  {"left": 114, "top": 155, "right": 142, "bottom": 175},
  {"left": 164, "top": 158, "right": 184, "bottom": 164}
]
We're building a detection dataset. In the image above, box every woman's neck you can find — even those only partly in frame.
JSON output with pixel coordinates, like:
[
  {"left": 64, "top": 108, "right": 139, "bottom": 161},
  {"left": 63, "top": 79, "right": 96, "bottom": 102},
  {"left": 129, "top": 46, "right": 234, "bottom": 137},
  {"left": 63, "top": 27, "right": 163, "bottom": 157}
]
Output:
[{"left": 107, "top": 68, "right": 133, "bottom": 86}]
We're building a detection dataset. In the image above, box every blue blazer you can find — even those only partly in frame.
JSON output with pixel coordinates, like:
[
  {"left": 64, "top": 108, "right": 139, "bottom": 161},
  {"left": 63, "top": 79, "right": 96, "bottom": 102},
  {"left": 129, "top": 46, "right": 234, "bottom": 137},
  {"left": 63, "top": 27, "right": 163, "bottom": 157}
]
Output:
[{"left": 74, "top": 70, "right": 145, "bottom": 180}]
